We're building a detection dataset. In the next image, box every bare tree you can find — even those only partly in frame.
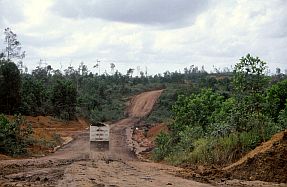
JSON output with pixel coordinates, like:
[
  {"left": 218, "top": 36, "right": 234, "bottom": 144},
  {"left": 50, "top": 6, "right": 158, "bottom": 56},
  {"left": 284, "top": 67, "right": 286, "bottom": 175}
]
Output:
[
  {"left": 93, "top": 60, "right": 101, "bottom": 75},
  {"left": 4, "top": 28, "right": 25, "bottom": 61},
  {"left": 110, "top": 63, "right": 115, "bottom": 74},
  {"left": 127, "top": 68, "right": 134, "bottom": 78}
]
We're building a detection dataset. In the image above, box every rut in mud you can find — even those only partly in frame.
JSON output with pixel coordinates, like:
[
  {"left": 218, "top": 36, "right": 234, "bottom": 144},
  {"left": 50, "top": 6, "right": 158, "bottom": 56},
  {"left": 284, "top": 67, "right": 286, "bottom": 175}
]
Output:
[{"left": 0, "top": 90, "right": 213, "bottom": 187}]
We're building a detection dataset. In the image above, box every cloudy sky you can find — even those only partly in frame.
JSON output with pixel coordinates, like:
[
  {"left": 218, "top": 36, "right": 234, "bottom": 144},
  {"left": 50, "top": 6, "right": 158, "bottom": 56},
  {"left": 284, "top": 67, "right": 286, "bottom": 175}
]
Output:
[{"left": 0, "top": 0, "right": 286, "bottom": 75}]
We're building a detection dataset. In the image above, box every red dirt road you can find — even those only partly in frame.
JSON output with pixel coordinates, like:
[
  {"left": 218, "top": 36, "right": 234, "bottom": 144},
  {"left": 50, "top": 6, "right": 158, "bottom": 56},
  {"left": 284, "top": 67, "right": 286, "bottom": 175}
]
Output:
[{"left": 0, "top": 90, "right": 213, "bottom": 187}]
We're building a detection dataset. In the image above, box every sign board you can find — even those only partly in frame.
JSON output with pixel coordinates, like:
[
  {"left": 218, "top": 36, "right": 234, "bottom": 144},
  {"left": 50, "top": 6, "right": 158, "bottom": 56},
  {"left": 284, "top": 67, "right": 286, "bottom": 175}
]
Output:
[{"left": 90, "top": 123, "right": 109, "bottom": 142}]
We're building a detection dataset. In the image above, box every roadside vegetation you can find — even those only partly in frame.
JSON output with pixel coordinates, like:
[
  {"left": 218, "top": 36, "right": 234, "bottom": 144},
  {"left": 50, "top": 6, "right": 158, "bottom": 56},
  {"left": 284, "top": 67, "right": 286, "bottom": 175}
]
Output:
[
  {"left": 0, "top": 115, "right": 33, "bottom": 156},
  {"left": 152, "top": 54, "right": 287, "bottom": 166}
]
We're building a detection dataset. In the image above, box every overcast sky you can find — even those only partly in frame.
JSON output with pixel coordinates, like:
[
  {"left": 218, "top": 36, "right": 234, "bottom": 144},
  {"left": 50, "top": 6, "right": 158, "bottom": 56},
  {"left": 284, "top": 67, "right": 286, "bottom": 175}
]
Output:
[{"left": 0, "top": 0, "right": 286, "bottom": 75}]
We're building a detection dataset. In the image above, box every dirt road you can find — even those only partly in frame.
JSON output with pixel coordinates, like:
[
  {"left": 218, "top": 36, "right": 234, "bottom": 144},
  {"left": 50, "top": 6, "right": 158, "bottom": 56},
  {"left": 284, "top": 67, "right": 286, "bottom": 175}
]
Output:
[{"left": 0, "top": 90, "right": 213, "bottom": 187}]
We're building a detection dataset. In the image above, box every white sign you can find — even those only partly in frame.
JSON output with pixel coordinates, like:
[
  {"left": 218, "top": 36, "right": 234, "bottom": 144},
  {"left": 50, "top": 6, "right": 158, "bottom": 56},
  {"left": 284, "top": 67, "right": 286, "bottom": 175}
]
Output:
[{"left": 90, "top": 125, "right": 109, "bottom": 142}]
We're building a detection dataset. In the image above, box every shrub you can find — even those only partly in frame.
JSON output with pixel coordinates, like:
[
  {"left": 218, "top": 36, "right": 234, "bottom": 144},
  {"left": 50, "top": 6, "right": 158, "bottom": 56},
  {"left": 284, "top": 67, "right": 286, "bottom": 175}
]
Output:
[
  {"left": 0, "top": 115, "right": 33, "bottom": 156},
  {"left": 153, "top": 132, "right": 173, "bottom": 161},
  {"left": 278, "top": 101, "right": 287, "bottom": 128},
  {"left": 188, "top": 138, "right": 211, "bottom": 164}
]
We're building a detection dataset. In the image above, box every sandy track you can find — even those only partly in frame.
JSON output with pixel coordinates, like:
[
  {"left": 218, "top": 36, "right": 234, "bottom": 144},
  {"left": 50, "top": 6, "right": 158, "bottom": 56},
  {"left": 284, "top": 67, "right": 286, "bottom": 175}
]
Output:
[{"left": 0, "top": 90, "right": 213, "bottom": 187}]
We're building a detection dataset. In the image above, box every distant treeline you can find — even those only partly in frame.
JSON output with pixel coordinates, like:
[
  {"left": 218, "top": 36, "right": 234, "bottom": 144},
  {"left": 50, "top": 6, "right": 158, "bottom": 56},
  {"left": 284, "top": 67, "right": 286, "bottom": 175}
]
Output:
[{"left": 0, "top": 55, "right": 236, "bottom": 122}]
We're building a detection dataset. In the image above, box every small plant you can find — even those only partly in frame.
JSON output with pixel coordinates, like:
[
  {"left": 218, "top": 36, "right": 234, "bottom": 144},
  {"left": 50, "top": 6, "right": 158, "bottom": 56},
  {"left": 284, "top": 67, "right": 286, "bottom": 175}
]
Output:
[
  {"left": 0, "top": 114, "right": 33, "bottom": 156},
  {"left": 153, "top": 132, "right": 172, "bottom": 161}
]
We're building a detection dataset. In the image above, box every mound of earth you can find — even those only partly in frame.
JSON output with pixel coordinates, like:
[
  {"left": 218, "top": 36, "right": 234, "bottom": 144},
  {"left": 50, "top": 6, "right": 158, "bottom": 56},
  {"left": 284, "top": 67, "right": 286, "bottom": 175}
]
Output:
[
  {"left": 177, "top": 130, "right": 287, "bottom": 186},
  {"left": 0, "top": 154, "right": 11, "bottom": 160},
  {"left": 3, "top": 116, "right": 89, "bottom": 158},
  {"left": 227, "top": 130, "right": 287, "bottom": 183}
]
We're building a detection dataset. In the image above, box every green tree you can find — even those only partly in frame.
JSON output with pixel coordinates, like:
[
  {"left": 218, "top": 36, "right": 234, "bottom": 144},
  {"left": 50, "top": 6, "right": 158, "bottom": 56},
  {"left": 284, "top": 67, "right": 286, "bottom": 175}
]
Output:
[
  {"left": 265, "top": 79, "right": 287, "bottom": 121},
  {"left": 232, "top": 54, "right": 268, "bottom": 113},
  {"left": 0, "top": 115, "right": 33, "bottom": 156},
  {"left": 172, "top": 89, "right": 224, "bottom": 134},
  {"left": 20, "top": 75, "right": 49, "bottom": 115},
  {"left": 278, "top": 101, "right": 287, "bottom": 128},
  {"left": 51, "top": 79, "right": 77, "bottom": 120},
  {"left": 233, "top": 54, "right": 268, "bottom": 103},
  {"left": 0, "top": 59, "right": 21, "bottom": 114},
  {"left": 232, "top": 54, "right": 269, "bottom": 139}
]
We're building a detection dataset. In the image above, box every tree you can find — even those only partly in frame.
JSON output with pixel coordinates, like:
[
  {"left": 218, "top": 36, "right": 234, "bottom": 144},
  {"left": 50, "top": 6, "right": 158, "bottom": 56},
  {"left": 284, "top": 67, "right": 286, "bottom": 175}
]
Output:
[
  {"left": 0, "top": 59, "right": 21, "bottom": 114},
  {"left": 232, "top": 54, "right": 269, "bottom": 140},
  {"left": 20, "top": 75, "right": 48, "bottom": 115},
  {"left": 78, "top": 62, "right": 88, "bottom": 76},
  {"left": 110, "top": 63, "right": 115, "bottom": 74},
  {"left": 0, "top": 115, "right": 33, "bottom": 156},
  {"left": 276, "top": 68, "right": 281, "bottom": 75},
  {"left": 0, "top": 52, "right": 4, "bottom": 59},
  {"left": 127, "top": 68, "right": 134, "bottom": 78},
  {"left": 233, "top": 54, "right": 268, "bottom": 113},
  {"left": 51, "top": 79, "right": 77, "bottom": 120},
  {"left": 3, "top": 28, "right": 25, "bottom": 62},
  {"left": 233, "top": 54, "right": 268, "bottom": 91},
  {"left": 32, "top": 66, "right": 49, "bottom": 81},
  {"left": 172, "top": 89, "right": 224, "bottom": 133},
  {"left": 266, "top": 79, "right": 287, "bottom": 121}
]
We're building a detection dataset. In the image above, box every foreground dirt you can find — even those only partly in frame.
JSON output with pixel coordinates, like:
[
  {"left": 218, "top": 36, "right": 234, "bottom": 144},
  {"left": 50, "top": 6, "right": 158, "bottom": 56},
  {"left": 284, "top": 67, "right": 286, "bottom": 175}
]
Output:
[
  {"left": 226, "top": 130, "right": 287, "bottom": 183},
  {"left": 0, "top": 90, "right": 213, "bottom": 187},
  {"left": 177, "top": 130, "right": 287, "bottom": 186}
]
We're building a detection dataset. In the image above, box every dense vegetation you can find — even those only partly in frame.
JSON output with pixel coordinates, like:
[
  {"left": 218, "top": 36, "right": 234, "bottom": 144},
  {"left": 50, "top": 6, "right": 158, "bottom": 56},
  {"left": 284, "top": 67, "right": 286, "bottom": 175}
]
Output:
[
  {"left": 0, "top": 55, "right": 231, "bottom": 156},
  {"left": 152, "top": 54, "right": 287, "bottom": 166}
]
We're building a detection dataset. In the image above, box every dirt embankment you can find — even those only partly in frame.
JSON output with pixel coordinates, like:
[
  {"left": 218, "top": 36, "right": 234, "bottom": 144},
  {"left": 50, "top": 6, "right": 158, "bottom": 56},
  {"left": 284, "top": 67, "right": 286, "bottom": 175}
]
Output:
[
  {"left": 177, "top": 130, "right": 287, "bottom": 186},
  {"left": 1, "top": 115, "right": 89, "bottom": 158},
  {"left": 226, "top": 130, "right": 287, "bottom": 183},
  {"left": 23, "top": 116, "right": 89, "bottom": 155}
]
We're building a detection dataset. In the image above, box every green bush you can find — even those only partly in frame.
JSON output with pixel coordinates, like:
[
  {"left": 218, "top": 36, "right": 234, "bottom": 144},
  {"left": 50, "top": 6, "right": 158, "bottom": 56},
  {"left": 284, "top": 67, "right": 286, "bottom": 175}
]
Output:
[
  {"left": 188, "top": 138, "right": 212, "bottom": 164},
  {"left": 89, "top": 99, "right": 125, "bottom": 123},
  {"left": 153, "top": 132, "right": 173, "bottom": 161},
  {"left": 51, "top": 79, "right": 77, "bottom": 120},
  {"left": 279, "top": 101, "right": 287, "bottom": 128},
  {"left": 145, "top": 86, "right": 178, "bottom": 124},
  {"left": 182, "top": 135, "right": 239, "bottom": 165},
  {"left": 265, "top": 79, "right": 287, "bottom": 120},
  {"left": 0, "top": 115, "right": 33, "bottom": 156},
  {"left": 239, "top": 131, "right": 261, "bottom": 152}
]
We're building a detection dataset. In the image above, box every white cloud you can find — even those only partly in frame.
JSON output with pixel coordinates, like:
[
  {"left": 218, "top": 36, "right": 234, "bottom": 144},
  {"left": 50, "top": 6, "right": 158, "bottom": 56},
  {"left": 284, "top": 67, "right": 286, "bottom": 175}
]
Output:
[
  {"left": 0, "top": 0, "right": 286, "bottom": 74},
  {"left": 51, "top": 0, "right": 211, "bottom": 28},
  {"left": 0, "top": 0, "right": 25, "bottom": 27}
]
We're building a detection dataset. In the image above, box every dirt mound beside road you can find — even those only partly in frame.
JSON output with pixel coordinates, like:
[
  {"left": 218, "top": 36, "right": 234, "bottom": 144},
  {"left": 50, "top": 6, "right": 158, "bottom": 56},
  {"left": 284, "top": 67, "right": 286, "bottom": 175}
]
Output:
[
  {"left": 4, "top": 115, "right": 89, "bottom": 157},
  {"left": 227, "top": 130, "right": 287, "bottom": 183},
  {"left": 176, "top": 130, "right": 287, "bottom": 186},
  {"left": 224, "top": 130, "right": 286, "bottom": 171}
]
